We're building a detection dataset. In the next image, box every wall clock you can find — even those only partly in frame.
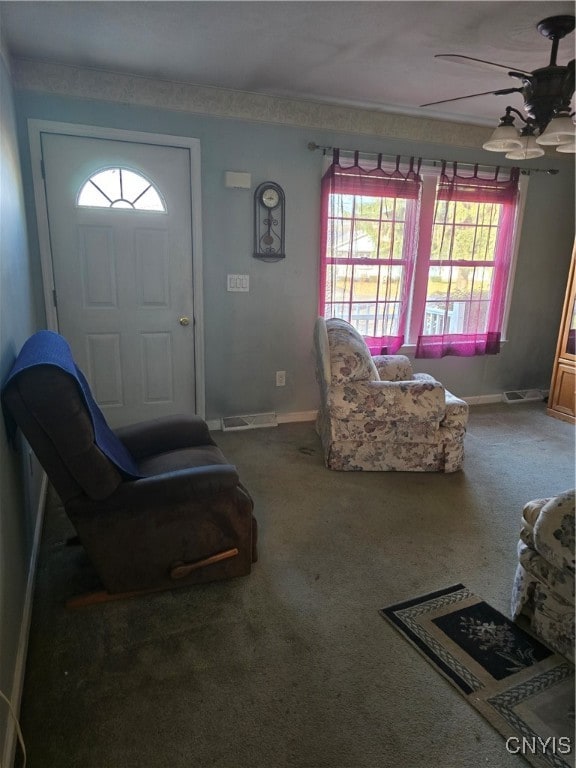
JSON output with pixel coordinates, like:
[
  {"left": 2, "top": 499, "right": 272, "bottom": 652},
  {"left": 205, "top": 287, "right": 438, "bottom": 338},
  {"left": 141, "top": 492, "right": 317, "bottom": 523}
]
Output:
[{"left": 253, "top": 181, "right": 285, "bottom": 261}]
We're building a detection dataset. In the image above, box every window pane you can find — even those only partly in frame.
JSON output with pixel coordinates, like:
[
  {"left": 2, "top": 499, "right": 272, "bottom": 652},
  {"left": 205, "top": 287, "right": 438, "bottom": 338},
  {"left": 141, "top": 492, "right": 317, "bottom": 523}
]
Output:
[
  {"left": 77, "top": 168, "right": 166, "bottom": 212},
  {"left": 90, "top": 168, "right": 121, "bottom": 200},
  {"left": 328, "top": 264, "right": 353, "bottom": 303},
  {"left": 390, "top": 222, "right": 406, "bottom": 259},
  {"left": 424, "top": 264, "right": 494, "bottom": 335},
  {"left": 350, "top": 302, "right": 377, "bottom": 335},
  {"left": 121, "top": 169, "right": 150, "bottom": 199},
  {"left": 376, "top": 301, "right": 401, "bottom": 336},
  {"left": 380, "top": 265, "right": 403, "bottom": 301},
  {"left": 134, "top": 186, "right": 165, "bottom": 211},
  {"left": 352, "top": 265, "right": 380, "bottom": 301},
  {"left": 324, "top": 188, "right": 415, "bottom": 344},
  {"left": 77, "top": 182, "right": 110, "bottom": 208},
  {"left": 431, "top": 200, "right": 502, "bottom": 262}
]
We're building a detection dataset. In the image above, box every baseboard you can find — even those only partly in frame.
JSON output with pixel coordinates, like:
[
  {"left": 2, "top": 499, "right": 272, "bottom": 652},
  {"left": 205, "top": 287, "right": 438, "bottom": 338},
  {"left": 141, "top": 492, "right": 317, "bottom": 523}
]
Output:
[
  {"left": 277, "top": 410, "right": 317, "bottom": 424},
  {"left": 208, "top": 410, "right": 317, "bottom": 431},
  {"left": 463, "top": 394, "right": 506, "bottom": 406},
  {"left": 209, "top": 397, "right": 528, "bottom": 430},
  {"left": 2, "top": 472, "right": 48, "bottom": 768}
]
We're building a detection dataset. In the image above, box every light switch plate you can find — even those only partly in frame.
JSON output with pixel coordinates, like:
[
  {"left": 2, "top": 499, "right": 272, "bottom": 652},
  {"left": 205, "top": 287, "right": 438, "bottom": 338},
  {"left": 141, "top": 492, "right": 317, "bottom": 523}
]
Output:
[{"left": 227, "top": 274, "right": 249, "bottom": 292}]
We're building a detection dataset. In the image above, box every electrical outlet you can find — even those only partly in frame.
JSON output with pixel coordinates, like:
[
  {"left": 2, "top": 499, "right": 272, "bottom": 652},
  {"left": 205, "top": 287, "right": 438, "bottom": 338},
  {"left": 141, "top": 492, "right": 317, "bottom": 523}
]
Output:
[{"left": 276, "top": 370, "right": 286, "bottom": 387}]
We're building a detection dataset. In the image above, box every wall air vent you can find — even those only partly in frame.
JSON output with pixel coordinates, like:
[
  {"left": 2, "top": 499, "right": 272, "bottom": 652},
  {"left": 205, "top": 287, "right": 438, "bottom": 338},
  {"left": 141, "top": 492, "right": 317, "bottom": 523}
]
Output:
[
  {"left": 221, "top": 412, "right": 278, "bottom": 431},
  {"left": 502, "top": 389, "right": 544, "bottom": 404}
]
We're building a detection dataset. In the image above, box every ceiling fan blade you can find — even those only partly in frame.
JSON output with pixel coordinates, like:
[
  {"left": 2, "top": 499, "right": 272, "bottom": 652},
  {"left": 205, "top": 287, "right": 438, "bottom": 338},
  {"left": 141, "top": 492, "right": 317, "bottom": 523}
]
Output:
[
  {"left": 435, "top": 54, "right": 532, "bottom": 77},
  {"left": 420, "top": 88, "right": 522, "bottom": 108}
]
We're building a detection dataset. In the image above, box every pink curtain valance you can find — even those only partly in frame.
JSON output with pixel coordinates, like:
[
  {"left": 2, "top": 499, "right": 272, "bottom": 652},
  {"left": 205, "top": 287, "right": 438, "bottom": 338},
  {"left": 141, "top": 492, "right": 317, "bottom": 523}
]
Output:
[{"left": 323, "top": 150, "right": 422, "bottom": 200}]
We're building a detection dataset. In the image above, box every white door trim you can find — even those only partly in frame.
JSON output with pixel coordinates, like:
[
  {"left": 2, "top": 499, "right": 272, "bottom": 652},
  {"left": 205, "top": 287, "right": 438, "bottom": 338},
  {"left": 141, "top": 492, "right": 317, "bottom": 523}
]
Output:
[{"left": 28, "top": 119, "right": 205, "bottom": 418}]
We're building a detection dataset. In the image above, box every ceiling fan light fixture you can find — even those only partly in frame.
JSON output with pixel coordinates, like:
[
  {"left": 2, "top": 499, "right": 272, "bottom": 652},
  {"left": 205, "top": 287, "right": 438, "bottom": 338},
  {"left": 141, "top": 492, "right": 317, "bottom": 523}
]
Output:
[
  {"left": 535, "top": 113, "right": 576, "bottom": 146},
  {"left": 482, "top": 123, "right": 522, "bottom": 152},
  {"left": 556, "top": 141, "right": 576, "bottom": 153},
  {"left": 505, "top": 133, "right": 545, "bottom": 159}
]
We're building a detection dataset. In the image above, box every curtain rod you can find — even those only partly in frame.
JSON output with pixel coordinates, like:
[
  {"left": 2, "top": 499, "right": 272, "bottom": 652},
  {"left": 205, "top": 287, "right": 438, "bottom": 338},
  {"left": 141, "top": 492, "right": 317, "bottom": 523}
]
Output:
[{"left": 307, "top": 142, "right": 560, "bottom": 176}]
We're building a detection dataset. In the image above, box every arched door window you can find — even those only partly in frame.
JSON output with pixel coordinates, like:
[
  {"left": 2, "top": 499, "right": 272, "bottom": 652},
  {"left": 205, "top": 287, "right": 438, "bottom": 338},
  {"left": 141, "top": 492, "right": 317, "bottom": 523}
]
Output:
[{"left": 77, "top": 167, "right": 166, "bottom": 211}]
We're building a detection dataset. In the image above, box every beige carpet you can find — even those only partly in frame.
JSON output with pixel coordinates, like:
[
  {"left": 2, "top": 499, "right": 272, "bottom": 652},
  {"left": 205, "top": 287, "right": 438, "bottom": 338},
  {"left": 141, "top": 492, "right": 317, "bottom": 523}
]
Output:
[{"left": 17, "top": 402, "right": 575, "bottom": 768}]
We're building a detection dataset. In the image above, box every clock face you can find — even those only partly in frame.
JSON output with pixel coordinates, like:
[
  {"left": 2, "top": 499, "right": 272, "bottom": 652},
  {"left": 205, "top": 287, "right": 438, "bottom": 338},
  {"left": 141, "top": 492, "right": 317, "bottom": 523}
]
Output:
[{"left": 261, "top": 186, "right": 280, "bottom": 209}]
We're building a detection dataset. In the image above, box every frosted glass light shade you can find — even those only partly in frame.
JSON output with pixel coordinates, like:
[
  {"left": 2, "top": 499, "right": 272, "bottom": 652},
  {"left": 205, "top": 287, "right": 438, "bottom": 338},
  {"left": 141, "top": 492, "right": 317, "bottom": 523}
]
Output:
[
  {"left": 482, "top": 124, "right": 522, "bottom": 152},
  {"left": 556, "top": 141, "right": 576, "bottom": 153},
  {"left": 505, "top": 135, "right": 545, "bottom": 159},
  {"left": 535, "top": 115, "right": 575, "bottom": 146}
]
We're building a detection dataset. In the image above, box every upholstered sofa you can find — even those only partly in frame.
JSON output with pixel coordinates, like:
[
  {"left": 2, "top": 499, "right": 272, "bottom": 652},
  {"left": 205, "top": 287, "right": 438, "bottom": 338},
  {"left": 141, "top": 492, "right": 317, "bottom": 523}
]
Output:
[
  {"left": 313, "top": 317, "right": 469, "bottom": 472},
  {"left": 511, "top": 489, "right": 575, "bottom": 660}
]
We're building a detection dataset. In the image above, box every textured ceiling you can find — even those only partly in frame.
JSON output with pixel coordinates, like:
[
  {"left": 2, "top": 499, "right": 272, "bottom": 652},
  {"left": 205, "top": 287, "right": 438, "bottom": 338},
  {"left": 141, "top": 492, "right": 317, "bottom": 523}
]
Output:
[{"left": 1, "top": 1, "right": 574, "bottom": 126}]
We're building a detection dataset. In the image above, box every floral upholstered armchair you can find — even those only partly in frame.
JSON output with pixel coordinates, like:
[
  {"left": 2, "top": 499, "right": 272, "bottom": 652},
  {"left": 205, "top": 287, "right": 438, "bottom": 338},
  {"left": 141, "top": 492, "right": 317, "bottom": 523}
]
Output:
[
  {"left": 313, "top": 317, "right": 469, "bottom": 472},
  {"left": 511, "top": 489, "right": 575, "bottom": 660}
]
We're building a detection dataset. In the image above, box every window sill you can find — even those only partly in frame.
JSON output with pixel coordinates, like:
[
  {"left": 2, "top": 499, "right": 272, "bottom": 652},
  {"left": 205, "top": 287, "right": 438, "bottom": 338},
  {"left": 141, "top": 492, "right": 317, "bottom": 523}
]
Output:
[{"left": 398, "top": 339, "right": 508, "bottom": 356}]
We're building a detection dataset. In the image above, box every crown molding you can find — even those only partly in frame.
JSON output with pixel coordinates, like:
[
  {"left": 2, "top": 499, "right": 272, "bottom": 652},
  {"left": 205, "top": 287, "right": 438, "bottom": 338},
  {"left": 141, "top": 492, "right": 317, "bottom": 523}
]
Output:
[{"left": 12, "top": 58, "right": 492, "bottom": 149}]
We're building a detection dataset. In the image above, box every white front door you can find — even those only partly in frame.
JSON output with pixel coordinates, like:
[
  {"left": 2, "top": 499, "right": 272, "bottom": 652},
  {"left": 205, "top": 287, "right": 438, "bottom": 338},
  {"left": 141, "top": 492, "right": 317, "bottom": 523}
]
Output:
[{"left": 40, "top": 132, "right": 199, "bottom": 427}]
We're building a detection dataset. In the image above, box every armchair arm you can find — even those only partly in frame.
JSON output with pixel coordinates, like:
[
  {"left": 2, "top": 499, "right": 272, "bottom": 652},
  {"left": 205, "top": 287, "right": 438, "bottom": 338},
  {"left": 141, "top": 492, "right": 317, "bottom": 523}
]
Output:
[
  {"left": 532, "top": 490, "right": 575, "bottom": 573},
  {"left": 441, "top": 391, "right": 469, "bottom": 430},
  {"left": 114, "top": 415, "right": 216, "bottom": 459},
  {"left": 328, "top": 379, "right": 445, "bottom": 422},
  {"left": 70, "top": 464, "right": 242, "bottom": 514},
  {"left": 373, "top": 355, "right": 413, "bottom": 382}
]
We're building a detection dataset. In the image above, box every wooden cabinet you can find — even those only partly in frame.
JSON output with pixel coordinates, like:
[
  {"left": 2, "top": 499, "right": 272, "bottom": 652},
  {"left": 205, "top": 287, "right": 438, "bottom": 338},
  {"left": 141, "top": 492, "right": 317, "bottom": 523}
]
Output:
[{"left": 547, "top": 244, "right": 576, "bottom": 423}]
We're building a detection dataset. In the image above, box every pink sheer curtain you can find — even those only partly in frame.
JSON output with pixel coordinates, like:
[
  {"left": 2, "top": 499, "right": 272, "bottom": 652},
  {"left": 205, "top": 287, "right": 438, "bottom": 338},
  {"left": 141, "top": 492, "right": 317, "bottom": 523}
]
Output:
[
  {"left": 319, "top": 149, "right": 421, "bottom": 354},
  {"left": 415, "top": 162, "right": 520, "bottom": 358}
]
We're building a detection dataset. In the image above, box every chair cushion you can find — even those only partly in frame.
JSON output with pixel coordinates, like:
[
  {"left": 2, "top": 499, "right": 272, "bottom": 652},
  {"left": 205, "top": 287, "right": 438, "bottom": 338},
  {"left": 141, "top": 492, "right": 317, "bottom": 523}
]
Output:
[
  {"left": 138, "top": 444, "right": 229, "bottom": 475},
  {"left": 326, "top": 318, "right": 379, "bottom": 385}
]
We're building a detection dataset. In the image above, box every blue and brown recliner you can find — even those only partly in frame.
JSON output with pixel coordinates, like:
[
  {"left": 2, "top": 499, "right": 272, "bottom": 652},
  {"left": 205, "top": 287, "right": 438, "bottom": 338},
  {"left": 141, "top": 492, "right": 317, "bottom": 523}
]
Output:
[{"left": 2, "top": 331, "right": 257, "bottom": 606}]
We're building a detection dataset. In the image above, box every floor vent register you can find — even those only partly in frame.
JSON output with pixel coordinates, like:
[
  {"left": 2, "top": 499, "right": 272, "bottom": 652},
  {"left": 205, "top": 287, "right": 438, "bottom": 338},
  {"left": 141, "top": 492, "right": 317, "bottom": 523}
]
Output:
[{"left": 221, "top": 412, "right": 278, "bottom": 431}]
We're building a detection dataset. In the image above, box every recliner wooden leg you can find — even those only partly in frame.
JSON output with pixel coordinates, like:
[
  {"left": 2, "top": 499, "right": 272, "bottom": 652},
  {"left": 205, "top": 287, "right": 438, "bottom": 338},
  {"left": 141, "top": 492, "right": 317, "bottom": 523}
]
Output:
[
  {"left": 170, "top": 547, "right": 239, "bottom": 580},
  {"left": 64, "top": 547, "right": 241, "bottom": 608}
]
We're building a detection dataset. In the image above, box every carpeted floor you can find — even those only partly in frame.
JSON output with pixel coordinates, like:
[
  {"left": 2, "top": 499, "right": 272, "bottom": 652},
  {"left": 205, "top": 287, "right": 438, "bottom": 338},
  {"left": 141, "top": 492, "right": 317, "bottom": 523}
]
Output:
[{"left": 17, "top": 402, "right": 575, "bottom": 768}]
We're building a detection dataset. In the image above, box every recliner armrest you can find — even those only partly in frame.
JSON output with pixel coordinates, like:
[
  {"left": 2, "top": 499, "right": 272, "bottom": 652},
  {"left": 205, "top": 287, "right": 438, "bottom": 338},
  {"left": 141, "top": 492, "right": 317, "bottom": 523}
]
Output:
[
  {"left": 69, "top": 464, "right": 242, "bottom": 513},
  {"left": 114, "top": 415, "right": 216, "bottom": 459}
]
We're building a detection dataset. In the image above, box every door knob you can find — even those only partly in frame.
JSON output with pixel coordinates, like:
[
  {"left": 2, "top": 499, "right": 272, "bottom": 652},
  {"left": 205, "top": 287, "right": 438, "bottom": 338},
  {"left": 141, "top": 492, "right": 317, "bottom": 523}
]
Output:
[{"left": 179, "top": 316, "right": 190, "bottom": 326}]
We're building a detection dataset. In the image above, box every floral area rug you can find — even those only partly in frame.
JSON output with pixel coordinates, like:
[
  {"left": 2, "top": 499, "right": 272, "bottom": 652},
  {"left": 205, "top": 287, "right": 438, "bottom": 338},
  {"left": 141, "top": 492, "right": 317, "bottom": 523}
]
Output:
[{"left": 380, "top": 584, "right": 574, "bottom": 768}]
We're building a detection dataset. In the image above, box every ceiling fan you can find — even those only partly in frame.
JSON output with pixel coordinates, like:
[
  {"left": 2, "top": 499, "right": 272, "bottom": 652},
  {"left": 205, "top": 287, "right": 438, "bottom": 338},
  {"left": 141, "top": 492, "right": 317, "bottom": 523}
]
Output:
[{"left": 421, "top": 15, "right": 575, "bottom": 157}]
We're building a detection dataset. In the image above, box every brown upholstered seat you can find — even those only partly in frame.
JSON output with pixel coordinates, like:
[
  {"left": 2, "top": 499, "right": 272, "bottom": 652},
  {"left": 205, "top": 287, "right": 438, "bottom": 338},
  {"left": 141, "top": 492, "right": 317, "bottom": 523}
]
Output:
[{"left": 2, "top": 335, "right": 257, "bottom": 601}]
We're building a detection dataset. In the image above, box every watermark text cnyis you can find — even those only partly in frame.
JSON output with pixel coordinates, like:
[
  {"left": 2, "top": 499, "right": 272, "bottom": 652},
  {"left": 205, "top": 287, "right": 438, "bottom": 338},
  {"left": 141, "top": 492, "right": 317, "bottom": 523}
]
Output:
[{"left": 505, "top": 736, "right": 572, "bottom": 756}]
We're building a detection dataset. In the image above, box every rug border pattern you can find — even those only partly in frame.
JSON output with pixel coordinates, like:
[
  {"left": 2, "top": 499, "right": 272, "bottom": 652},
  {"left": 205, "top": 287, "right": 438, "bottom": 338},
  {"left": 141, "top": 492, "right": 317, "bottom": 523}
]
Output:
[{"left": 381, "top": 583, "right": 575, "bottom": 768}]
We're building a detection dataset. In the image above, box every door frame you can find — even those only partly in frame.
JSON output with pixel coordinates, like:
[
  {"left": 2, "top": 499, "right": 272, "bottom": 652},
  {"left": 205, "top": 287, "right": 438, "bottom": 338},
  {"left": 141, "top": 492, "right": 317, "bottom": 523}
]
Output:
[{"left": 28, "top": 119, "right": 206, "bottom": 418}]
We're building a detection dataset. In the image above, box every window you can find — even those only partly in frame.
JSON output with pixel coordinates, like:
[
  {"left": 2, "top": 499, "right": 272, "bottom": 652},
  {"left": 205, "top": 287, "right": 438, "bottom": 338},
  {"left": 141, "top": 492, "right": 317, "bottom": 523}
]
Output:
[
  {"left": 319, "top": 152, "right": 521, "bottom": 358},
  {"left": 77, "top": 168, "right": 166, "bottom": 211},
  {"left": 319, "top": 150, "right": 421, "bottom": 354}
]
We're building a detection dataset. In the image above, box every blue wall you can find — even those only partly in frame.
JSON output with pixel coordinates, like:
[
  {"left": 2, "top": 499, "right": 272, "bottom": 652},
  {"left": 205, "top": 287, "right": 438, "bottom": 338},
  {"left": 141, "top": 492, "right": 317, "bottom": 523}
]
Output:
[
  {"left": 0, "top": 52, "right": 41, "bottom": 765},
  {"left": 15, "top": 88, "right": 575, "bottom": 420}
]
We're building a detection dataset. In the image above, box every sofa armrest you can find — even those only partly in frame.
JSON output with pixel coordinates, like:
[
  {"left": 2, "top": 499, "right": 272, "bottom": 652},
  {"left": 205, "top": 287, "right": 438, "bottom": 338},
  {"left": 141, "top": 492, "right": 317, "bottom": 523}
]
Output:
[
  {"left": 328, "top": 379, "right": 446, "bottom": 422},
  {"left": 373, "top": 355, "right": 413, "bottom": 382},
  {"left": 114, "top": 415, "right": 216, "bottom": 459}
]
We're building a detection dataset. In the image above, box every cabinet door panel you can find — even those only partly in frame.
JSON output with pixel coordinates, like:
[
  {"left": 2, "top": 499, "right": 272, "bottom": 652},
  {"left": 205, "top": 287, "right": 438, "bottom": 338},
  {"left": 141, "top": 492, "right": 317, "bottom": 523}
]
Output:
[{"left": 550, "top": 364, "right": 575, "bottom": 416}]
